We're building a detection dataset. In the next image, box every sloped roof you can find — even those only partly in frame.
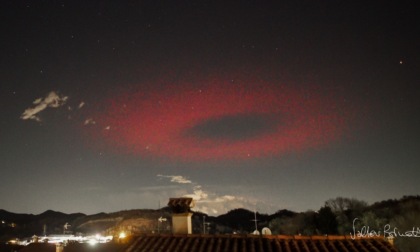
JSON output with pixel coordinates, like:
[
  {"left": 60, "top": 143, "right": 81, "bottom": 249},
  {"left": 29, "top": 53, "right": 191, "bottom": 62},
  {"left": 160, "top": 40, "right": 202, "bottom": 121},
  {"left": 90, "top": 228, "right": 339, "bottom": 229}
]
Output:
[
  {"left": 167, "top": 197, "right": 195, "bottom": 213},
  {"left": 18, "top": 243, "right": 55, "bottom": 252},
  {"left": 63, "top": 242, "right": 128, "bottom": 252},
  {"left": 168, "top": 198, "right": 195, "bottom": 208},
  {"left": 123, "top": 234, "right": 399, "bottom": 252}
]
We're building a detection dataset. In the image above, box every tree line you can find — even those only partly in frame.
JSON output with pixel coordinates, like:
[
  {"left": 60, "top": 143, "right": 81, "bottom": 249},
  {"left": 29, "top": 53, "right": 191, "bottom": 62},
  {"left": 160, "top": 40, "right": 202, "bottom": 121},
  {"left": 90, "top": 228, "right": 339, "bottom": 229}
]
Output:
[{"left": 196, "top": 195, "right": 420, "bottom": 252}]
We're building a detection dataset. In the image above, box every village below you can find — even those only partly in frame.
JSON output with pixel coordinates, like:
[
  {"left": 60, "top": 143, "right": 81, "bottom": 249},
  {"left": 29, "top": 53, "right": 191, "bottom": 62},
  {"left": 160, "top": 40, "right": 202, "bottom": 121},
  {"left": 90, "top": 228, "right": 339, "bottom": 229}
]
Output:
[{"left": 1, "top": 195, "right": 419, "bottom": 252}]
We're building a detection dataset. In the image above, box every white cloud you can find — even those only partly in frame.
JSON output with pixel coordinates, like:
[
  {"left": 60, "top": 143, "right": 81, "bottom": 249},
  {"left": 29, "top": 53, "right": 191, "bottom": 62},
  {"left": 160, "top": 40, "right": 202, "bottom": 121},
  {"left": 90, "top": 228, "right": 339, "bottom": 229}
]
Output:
[
  {"left": 33, "top": 98, "right": 42, "bottom": 104},
  {"left": 157, "top": 174, "right": 256, "bottom": 215},
  {"left": 184, "top": 186, "right": 208, "bottom": 201},
  {"left": 157, "top": 175, "right": 192, "bottom": 184},
  {"left": 214, "top": 195, "right": 236, "bottom": 202},
  {"left": 21, "top": 91, "right": 68, "bottom": 121},
  {"left": 84, "top": 118, "right": 96, "bottom": 125}
]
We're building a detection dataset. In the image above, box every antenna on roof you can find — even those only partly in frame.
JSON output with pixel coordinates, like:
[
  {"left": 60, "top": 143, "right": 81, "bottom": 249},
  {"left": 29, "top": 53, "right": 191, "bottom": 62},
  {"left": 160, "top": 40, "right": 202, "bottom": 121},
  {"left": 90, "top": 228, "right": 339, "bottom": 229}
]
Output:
[
  {"left": 251, "top": 208, "right": 259, "bottom": 235},
  {"left": 203, "top": 216, "right": 210, "bottom": 234},
  {"left": 157, "top": 200, "right": 168, "bottom": 233},
  {"left": 158, "top": 216, "right": 167, "bottom": 234}
]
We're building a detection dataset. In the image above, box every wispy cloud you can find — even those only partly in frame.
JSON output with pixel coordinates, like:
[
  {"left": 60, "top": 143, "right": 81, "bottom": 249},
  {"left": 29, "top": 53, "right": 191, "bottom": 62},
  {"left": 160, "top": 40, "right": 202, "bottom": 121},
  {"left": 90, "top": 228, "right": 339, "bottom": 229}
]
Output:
[
  {"left": 84, "top": 118, "right": 96, "bottom": 125},
  {"left": 157, "top": 174, "right": 192, "bottom": 184},
  {"left": 21, "top": 91, "right": 68, "bottom": 121},
  {"left": 78, "top": 101, "right": 85, "bottom": 109}
]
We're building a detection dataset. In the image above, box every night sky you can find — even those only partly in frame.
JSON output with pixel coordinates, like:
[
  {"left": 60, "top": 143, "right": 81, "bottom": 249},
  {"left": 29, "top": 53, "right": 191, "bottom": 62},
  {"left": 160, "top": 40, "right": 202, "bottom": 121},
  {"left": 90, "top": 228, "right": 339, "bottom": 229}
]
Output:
[{"left": 1, "top": 1, "right": 419, "bottom": 216}]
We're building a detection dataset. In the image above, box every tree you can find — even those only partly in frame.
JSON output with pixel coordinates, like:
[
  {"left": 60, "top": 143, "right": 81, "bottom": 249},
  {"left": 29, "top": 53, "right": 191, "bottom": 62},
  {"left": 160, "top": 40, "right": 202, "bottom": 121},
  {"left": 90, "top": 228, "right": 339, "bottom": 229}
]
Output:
[
  {"left": 359, "top": 211, "right": 387, "bottom": 232},
  {"left": 325, "top": 197, "right": 368, "bottom": 213},
  {"left": 269, "top": 216, "right": 297, "bottom": 235},
  {"left": 316, "top": 207, "right": 338, "bottom": 235},
  {"left": 269, "top": 211, "right": 317, "bottom": 235},
  {"left": 324, "top": 197, "right": 368, "bottom": 234},
  {"left": 389, "top": 200, "right": 420, "bottom": 252}
]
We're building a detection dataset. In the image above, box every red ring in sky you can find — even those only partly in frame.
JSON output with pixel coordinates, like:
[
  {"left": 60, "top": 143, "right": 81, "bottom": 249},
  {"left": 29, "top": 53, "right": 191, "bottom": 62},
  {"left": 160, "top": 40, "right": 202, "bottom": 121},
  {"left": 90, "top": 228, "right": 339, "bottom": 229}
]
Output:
[{"left": 88, "top": 78, "right": 349, "bottom": 161}]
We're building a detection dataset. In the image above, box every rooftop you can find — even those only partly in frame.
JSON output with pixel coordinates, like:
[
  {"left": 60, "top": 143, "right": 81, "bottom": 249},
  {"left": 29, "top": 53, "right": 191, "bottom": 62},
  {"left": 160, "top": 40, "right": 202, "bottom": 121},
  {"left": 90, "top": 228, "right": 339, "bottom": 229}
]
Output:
[
  {"left": 12, "top": 234, "right": 399, "bottom": 252},
  {"left": 124, "top": 234, "right": 398, "bottom": 252}
]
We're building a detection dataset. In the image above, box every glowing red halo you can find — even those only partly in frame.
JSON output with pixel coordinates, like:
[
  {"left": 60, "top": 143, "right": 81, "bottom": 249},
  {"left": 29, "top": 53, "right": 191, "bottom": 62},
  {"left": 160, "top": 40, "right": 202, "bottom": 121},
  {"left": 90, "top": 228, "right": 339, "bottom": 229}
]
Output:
[{"left": 86, "top": 79, "right": 349, "bottom": 161}]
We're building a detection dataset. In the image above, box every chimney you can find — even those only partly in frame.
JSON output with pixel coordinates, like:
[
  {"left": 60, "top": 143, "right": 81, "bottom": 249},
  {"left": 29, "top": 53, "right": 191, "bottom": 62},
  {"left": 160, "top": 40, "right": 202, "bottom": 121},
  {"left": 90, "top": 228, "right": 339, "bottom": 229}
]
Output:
[{"left": 167, "top": 198, "right": 195, "bottom": 234}]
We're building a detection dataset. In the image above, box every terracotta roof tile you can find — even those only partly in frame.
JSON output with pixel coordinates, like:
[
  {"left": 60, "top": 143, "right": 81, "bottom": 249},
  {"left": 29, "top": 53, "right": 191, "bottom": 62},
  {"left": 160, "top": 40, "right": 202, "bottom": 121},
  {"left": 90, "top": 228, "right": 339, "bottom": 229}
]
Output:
[
  {"left": 61, "top": 241, "right": 128, "bottom": 252},
  {"left": 123, "top": 234, "right": 399, "bottom": 252},
  {"left": 18, "top": 243, "right": 56, "bottom": 252},
  {"left": 14, "top": 235, "right": 396, "bottom": 252}
]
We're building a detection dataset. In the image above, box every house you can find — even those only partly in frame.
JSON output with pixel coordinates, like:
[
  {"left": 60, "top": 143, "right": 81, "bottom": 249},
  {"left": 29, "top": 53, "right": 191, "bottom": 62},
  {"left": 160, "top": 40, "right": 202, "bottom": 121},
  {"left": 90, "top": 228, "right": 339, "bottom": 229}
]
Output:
[
  {"left": 120, "top": 197, "right": 399, "bottom": 252},
  {"left": 15, "top": 198, "right": 400, "bottom": 252}
]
